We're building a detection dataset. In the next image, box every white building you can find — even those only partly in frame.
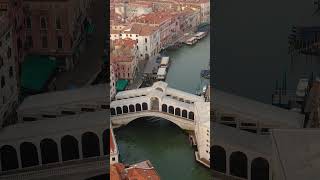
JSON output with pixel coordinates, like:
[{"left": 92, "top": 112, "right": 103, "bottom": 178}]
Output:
[
  {"left": 194, "top": 101, "right": 210, "bottom": 167},
  {"left": 114, "top": 2, "right": 153, "bottom": 21},
  {"left": 0, "top": 12, "right": 19, "bottom": 127},
  {"left": 110, "top": 124, "right": 119, "bottom": 165},
  {"left": 110, "top": 23, "right": 161, "bottom": 60}
]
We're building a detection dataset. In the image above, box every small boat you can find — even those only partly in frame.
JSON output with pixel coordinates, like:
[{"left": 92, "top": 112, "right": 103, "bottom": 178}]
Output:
[{"left": 185, "top": 37, "right": 197, "bottom": 45}]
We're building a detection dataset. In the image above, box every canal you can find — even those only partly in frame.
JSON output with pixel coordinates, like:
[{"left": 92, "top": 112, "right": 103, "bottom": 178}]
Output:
[
  {"left": 115, "top": 34, "right": 211, "bottom": 180},
  {"left": 213, "top": 0, "right": 320, "bottom": 103}
]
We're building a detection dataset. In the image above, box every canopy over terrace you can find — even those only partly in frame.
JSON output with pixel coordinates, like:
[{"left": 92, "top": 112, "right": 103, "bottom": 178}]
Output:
[{"left": 21, "top": 55, "right": 58, "bottom": 94}]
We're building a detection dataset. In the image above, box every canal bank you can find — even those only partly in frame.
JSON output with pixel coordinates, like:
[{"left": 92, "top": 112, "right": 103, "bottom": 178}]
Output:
[{"left": 114, "top": 32, "right": 211, "bottom": 179}]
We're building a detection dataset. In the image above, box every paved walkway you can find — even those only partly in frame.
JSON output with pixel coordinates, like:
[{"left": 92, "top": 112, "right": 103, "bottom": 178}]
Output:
[{"left": 55, "top": 0, "right": 105, "bottom": 90}]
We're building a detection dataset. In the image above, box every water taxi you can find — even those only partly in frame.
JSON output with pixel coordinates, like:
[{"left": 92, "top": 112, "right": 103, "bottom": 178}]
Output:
[{"left": 185, "top": 37, "right": 197, "bottom": 45}]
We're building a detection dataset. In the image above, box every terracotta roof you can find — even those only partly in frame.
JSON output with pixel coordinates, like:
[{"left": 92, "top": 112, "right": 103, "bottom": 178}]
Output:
[
  {"left": 110, "top": 161, "right": 161, "bottom": 180},
  {"left": 135, "top": 11, "right": 175, "bottom": 25},
  {"left": 123, "top": 23, "right": 158, "bottom": 36},
  {"left": 113, "top": 38, "right": 137, "bottom": 48}
]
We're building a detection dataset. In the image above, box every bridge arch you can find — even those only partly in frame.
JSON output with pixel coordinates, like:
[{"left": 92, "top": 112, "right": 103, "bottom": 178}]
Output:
[
  {"left": 110, "top": 108, "right": 116, "bottom": 115},
  {"left": 175, "top": 108, "right": 181, "bottom": 116},
  {"left": 230, "top": 151, "right": 248, "bottom": 179},
  {"left": 168, "top": 106, "right": 174, "bottom": 114},
  {"left": 103, "top": 129, "right": 109, "bottom": 155},
  {"left": 20, "top": 142, "right": 39, "bottom": 168},
  {"left": 142, "top": 102, "right": 148, "bottom": 110},
  {"left": 61, "top": 135, "right": 79, "bottom": 161},
  {"left": 129, "top": 104, "right": 135, "bottom": 112},
  {"left": 150, "top": 97, "right": 159, "bottom": 111},
  {"left": 211, "top": 145, "right": 226, "bottom": 173},
  {"left": 0, "top": 145, "right": 19, "bottom": 171},
  {"left": 123, "top": 105, "right": 128, "bottom": 113},
  {"left": 40, "top": 138, "right": 59, "bottom": 164},
  {"left": 116, "top": 107, "right": 122, "bottom": 115},
  {"left": 182, "top": 109, "right": 187, "bottom": 118},
  {"left": 189, "top": 111, "right": 194, "bottom": 120},
  {"left": 251, "top": 157, "right": 269, "bottom": 180},
  {"left": 136, "top": 103, "right": 141, "bottom": 111},
  {"left": 162, "top": 104, "right": 167, "bottom": 112},
  {"left": 82, "top": 132, "right": 100, "bottom": 158}
]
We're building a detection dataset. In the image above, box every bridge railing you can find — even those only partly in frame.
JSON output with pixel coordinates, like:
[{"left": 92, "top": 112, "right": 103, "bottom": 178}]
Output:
[
  {"left": 0, "top": 156, "right": 109, "bottom": 176},
  {"left": 111, "top": 109, "right": 195, "bottom": 122}
]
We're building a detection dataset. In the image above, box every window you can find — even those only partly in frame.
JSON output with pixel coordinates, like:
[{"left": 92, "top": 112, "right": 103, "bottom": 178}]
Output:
[
  {"left": 56, "top": 17, "right": 61, "bottom": 29},
  {"left": 0, "top": 56, "right": 3, "bottom": 68},
  {"left": 27, "top": 36, "right": 33, "bottom": 48},
  {"left": 7, "top": 47, "right": 11, "bottom": 58},
  {"left": 136, "top": 35, "right": 138, "bottom": 37},
  {"left": 26, "top": 16, "right": 31, "bottom": 29},
  {"left": 145, "top": 38, "right": 147, "bottom": 43},
  {"left": 61, "top": 111, "right": 76, "bottom": 115},
  {"left": 57, "top": 36, "right": 63, "bottom": 49},
  {"left": 1, "top": 76, "right": 5, "bottom": 88},
  {"left": 42, "top": 114, "right": 57, "bottom": 118},
  {"left": 40, "top": 17, "right": 47, "bottom": 29},
  {"left": 112, "top": 157, "right": 115, "bottom": 161},
  {"left": 9, "top": 66, "right": 13, "bottom": 78},
  {"left": 145, "top": 46, "right": 147, "bottom": 51},
  {"left": 42, "top": 36, "right": 48, "bottom": 48}
]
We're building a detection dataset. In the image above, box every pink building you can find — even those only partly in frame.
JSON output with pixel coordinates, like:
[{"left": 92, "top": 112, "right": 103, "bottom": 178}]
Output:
[
  {"left": 23, "top": 0, "right": 92, "bottom": 70},
  {"left": 110, "top": 38, "right": 138, "bottom": 82}
]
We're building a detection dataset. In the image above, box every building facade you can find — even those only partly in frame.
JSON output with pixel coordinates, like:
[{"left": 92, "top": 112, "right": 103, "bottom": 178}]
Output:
[
  {"left": 0, "top": 9, "right": 19, "bottom": 127},
  {"left": 110, "top": 23, "right": 160, "bottom": 60},
  {"left": 23, "top": 0, "right": 93, "bottom": 71}
]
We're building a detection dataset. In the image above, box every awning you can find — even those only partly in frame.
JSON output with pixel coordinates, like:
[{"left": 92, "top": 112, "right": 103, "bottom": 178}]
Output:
[
  {"left": 116, "top": 80, "right": 128, "bottom": 91},
  {"left": 21, "top": 55, "right": 57, "bottom": 93}
]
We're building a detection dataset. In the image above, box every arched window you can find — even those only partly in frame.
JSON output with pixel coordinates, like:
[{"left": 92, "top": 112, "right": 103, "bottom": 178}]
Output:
[
  {"left": 230, "top": 151, "right": 248, "bottom": 178},
  {"left": 175, "top": 108, "right": 181, "bottom": 116},
  {"left": 136, "top": 103, "right": 141, "bottom": 111},
  {"left": 168, "top": 106, "right": 174, "bottom": 114},
  {"left": 123, "top": 105, "right": 128, "bottom": 113},
  {"left": 251, "top": 157, "right": 269, "bottom": 180},
  {"left": 188, "top": 111, "right": 194, "bottom": 120},
  {"left": 129, "top": 104, "right": 135, "bottom": 112},
  {"left": 1, "top": 76, "right": 5, "bottom": 88},
  {"left": 142, "top": 102, "right": 148, "bottom": 110},
  {"left": 82, "top": 132, "right": 100, "bottom": 158},
  {"left": 110, "top": 108, "right": 116, "bottom": 115},
  {"left": 211, "top": 145, "right": 226, "bottom": 173},
  {"left": 61, "top": 135, "right": 79, "bottom": 161},
  {"left": 162, "top": 104, "right": 167, "bottom": 112},
  {"left": 20, "top": 142, "right": 39, "bottom": 168},
  {"left": 182, "top": 110, "right": 188, "bottom": 118},
  {"left": 116, "top": 107, "right": 122, "bottom": 115},
  {"left": 40, "top": 138, "right": 59, "bottom": 164},
  {"left": 1, "top": 145, "right": 19, "bottom": 171}
]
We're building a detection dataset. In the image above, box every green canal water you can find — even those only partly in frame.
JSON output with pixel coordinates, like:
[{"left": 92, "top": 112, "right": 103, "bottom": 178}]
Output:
[{"left": 115, "top": 33, "right": 212, "bottom": 180}]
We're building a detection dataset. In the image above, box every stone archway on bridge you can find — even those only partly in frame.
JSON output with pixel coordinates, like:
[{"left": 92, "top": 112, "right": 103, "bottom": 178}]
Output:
[
  {"left": 182, "top": 109, "right": 188, "bottom": 118},
  {"left": 230, "top": 151, "right": 248, "bottom": 179},
  {"left": 20, "top": 142, "right": 39, "bottom": 168},
  {"left": 40, "top": 138, "right": 59, "bottom": 164},
  {"left": 251, "top": 157, "right": 269, "bottom": 180},
  {"left": 189, "top": 111, "right": 194, "bottom": 120},
  {"left": 103, "top": 129, "right": 109, "bottom": 155},
  {"left": 123, "top": 105, "right": 128, "bottom": 113},
  {"left": 82, "top": 132, "right": 100, "bottom": 158},
  {"left": 129, "top": 104, "right": 135, "bottom": 112},
  {"left": 150, "top": 97, "right": 159, "bottom": 111},
  {"left": 175, "top": 108, "right": 181, "bottom": 116},
  {"left": 0, "top": 145, "right": 19, "bottom": 171},
  {"left": 211, "top": 145, "right": 226, "bottom": 173},
  {"left": 162, "top": 104, "right": 167, "bottom": 112},
  {"left": 169, "top": 106, "right": 174, "bottom": 114},
  {"left": 61, "top": 135, "right": 79, "bottom": 161}
]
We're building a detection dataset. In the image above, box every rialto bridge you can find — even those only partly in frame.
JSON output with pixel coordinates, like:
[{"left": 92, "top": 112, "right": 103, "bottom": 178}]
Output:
[
  {"left": 211, "top": 90, "right": 306, "bottom": 180},
  {"left": 110, "top": 81, "right": 210, "bottom": 167},
  {"left": 0, "top": 84, "right": 109, "bottom": 180}
]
